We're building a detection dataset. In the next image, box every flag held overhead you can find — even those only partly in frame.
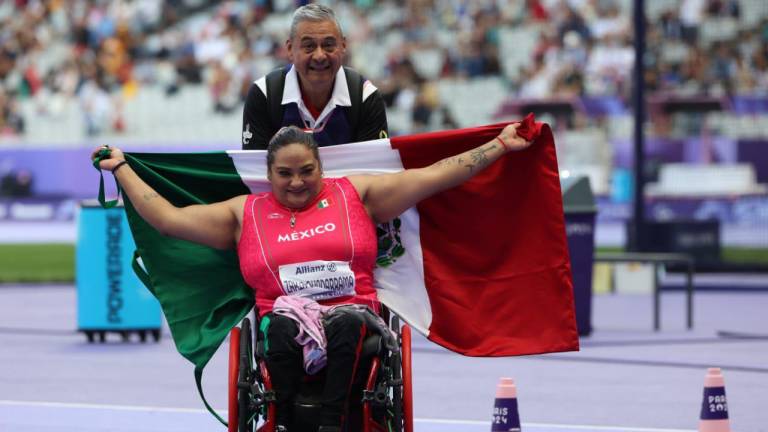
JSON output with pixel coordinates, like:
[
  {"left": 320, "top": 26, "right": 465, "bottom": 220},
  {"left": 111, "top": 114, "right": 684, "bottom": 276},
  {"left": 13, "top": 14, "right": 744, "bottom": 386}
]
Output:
[{"left": 117, "top": 118, "right": 578, "bottom": 373}]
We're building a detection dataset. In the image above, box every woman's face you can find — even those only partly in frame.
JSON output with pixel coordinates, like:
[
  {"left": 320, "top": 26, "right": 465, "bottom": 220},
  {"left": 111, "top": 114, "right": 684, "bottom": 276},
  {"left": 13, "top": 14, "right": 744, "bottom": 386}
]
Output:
[{"left": 268, "top": 143, "right": 323, "bottom": 209}]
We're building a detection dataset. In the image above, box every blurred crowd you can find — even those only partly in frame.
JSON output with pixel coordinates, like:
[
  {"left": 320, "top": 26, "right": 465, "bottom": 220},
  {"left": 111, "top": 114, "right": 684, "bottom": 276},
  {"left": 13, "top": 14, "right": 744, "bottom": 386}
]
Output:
[
  {"left": 1, "top": 0, "right": 767, "bottom": 138},
  {"left": 0, "top": 0, "right": 218, "bottom": 138},
  {"left": 515, "top": 0, "right": 768, "bottom": 99}
]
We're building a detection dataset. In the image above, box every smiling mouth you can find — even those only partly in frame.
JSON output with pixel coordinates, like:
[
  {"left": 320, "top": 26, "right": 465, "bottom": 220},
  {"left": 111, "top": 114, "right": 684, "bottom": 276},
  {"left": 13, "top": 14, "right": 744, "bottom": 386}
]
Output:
[{"left": 309, "top": 64, "right": 330, "bottom": 72}]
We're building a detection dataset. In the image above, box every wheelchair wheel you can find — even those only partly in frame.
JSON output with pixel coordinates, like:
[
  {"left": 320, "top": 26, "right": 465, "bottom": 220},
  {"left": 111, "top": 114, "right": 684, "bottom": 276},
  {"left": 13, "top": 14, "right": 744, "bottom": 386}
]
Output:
[
  {"left": 388, "top": 316, "right": 414, "bottom": 432},
  {"left": 238, "top": 318, "right": 255, "bottom": 432},
  {"left": 228, "top": 318, "right": 256, "bottom": 432},
  {"left": 401, "top": 324, "right": 413, "bottom": 432},
  {"left": 228, "top": 326, "right": 241, "bottom": 432}
]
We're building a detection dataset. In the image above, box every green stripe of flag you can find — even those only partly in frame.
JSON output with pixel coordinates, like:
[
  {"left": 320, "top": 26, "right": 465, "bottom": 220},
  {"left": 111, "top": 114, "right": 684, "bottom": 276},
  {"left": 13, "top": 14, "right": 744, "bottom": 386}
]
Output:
[{"left": 123, "top": 152, "right": 254, "bottom": 370}]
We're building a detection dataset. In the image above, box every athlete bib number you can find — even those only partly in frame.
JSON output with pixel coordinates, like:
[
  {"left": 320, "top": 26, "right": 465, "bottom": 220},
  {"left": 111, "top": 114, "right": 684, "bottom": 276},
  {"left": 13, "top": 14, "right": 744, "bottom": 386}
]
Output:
[{"left": 278, "top": 260, "right": 356, "bottom": 301}]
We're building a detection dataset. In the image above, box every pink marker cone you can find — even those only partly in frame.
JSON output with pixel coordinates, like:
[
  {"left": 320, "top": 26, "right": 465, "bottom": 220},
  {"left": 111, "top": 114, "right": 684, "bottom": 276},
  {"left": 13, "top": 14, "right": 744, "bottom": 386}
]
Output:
[
  {"left": 699, "top": 368, "right": 731, "bottom": 432},
  {"left": 491, "top": 377, "right": 521, "bottom": 431}
]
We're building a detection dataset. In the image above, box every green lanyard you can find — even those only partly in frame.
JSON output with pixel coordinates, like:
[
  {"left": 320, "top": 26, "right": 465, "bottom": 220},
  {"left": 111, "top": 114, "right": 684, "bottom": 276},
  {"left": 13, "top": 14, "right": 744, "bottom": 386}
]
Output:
[{"left": 91, "top": 148, "right": 122, "bottom": 208}]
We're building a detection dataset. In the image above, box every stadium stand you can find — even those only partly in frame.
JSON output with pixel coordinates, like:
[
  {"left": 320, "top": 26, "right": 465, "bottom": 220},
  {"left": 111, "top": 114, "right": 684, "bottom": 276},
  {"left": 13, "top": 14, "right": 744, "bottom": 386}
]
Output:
[
  {"left": 646, "top": 163, "right": 767, "bottom": 196},
  {"left": 1, "top": 0, "right": 767, "bottom": 141},
  {"left": 0, "top": 0, "right": 766, "bottom": 250}
]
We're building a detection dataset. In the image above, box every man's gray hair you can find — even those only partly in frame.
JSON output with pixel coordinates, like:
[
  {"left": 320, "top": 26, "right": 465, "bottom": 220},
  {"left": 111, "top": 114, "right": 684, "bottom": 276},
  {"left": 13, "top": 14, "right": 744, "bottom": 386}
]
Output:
[{"left": 289, "top": 3, "right": 343, "bottom": 40}]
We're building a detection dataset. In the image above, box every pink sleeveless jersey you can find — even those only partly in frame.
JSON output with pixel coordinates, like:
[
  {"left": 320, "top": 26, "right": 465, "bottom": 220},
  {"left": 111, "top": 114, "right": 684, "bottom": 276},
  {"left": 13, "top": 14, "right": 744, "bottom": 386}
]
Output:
[{"left": 238, "top": 177, "right": 379, "bottom": 316}]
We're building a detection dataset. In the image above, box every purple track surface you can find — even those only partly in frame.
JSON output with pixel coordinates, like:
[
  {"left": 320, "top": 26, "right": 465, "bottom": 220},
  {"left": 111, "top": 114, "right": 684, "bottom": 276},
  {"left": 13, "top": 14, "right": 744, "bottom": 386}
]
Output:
[{"left": 1, "top": 283, "right": 767, "bottom": 431}]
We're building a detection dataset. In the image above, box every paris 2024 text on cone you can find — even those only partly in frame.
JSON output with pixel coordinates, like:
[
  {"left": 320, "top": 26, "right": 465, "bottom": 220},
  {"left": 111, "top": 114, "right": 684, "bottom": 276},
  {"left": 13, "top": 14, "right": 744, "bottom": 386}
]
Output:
[
  {"left": 699, "top": 367, "right": 731, "bottom": 432},
  {"left": 492, "top": 377, "right": 521, "bottom": 432}
]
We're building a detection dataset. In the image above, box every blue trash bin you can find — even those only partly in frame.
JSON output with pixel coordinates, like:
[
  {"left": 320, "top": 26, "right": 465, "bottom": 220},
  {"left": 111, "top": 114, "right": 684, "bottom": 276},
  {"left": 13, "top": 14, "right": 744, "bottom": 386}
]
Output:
[
  {"left": 561, "top": 176, "right": 597, "bottom": 336},
  {"left": 76, "top": 200, "right": 161, "bottom": 342}
]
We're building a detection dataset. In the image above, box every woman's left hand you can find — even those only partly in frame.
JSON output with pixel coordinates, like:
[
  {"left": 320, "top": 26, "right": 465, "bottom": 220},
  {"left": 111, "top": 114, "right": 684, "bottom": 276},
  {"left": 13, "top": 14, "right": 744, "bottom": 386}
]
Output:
[{"left": 497, "top": 123, "right": 532, "bottom": 153}]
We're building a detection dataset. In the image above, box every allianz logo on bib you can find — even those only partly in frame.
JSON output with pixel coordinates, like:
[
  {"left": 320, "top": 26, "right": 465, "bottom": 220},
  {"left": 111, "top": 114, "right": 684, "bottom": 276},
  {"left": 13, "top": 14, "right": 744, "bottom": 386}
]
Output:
[
  {"left": 295, "top": 263, "right": 327, "bottom": 274},
  {"left": 278, "top": 223, "right": 336, "bottom": 242}
]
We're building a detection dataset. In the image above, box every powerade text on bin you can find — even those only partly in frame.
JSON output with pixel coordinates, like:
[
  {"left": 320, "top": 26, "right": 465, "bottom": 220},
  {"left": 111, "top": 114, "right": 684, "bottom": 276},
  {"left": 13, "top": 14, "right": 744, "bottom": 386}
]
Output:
[
  {"left": 76, "top": 200, "right": 161, "bottom": 340},
  {"left": 561, "top": 176, "right": 597, "bottom": 336}
]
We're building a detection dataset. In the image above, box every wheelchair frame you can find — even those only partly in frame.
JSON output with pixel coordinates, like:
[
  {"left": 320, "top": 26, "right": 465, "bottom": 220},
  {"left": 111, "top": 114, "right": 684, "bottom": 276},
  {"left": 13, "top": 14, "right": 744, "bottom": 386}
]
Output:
[{"left": 227, "top": 308, "right": 413, "bottom": 432}]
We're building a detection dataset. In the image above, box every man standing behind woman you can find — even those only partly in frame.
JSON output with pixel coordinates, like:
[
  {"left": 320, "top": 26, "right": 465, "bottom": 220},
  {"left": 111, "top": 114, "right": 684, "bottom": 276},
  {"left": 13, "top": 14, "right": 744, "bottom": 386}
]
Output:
[{"left": 242, "top": 4, "right": 388, "bottom": 149}]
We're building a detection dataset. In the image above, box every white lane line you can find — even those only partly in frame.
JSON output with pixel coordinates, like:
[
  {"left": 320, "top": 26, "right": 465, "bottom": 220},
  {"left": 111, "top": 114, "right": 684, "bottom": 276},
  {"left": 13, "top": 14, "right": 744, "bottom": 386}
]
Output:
[
  {"left": 0, "top": 400, "right": 209, "bottom": 414},
  {"left": 413, "top": 418, "right": 487, "bottom": 425},
  {"left": 519, "top": 423, "right": 695, "bottom": 432},
  {"left": 0, "top": 400, "right": 696, "bottom": 432},
  {"left": 415, "top": 417, "right": 695, "bottom": 432}
]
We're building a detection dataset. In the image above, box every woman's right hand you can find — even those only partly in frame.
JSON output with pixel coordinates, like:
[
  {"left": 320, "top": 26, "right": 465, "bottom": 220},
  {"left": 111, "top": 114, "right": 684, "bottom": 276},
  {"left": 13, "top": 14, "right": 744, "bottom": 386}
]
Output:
[{"left": 91, "top": 145, "right": 126, "bottom": 172}]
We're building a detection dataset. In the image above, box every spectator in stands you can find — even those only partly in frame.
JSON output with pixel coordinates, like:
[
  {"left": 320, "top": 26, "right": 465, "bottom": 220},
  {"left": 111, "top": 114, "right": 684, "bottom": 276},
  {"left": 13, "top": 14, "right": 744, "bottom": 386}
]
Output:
[
  {"left": 706, "top": 0, "right": 740, "bottom": 18},
  {"left": 526, "top": 0, "right": 550, "bottom": 21},
  {"left": 209, "top": 60, "right": 239, "bottom": 114},
  {"left": 589, "top": 0, "right": 628, "bottom": 42},
  {"left": 680, "top": 0, "right": 706, "bottom": 44},
  {"left": 0, "top": 86, "right": 24, "bottom": 135},
  {"left": 240, "top": 4, "right": 388, "bottom": 149},
  {"left": 78, "top": 65, "right": 115, "bottom": 137},
  {"left": 659, "top": 9, "right": 684, "bottom": 40},
  {"left": 750, "top": 48, "right": 768, "bottom": 92},
  {"left": 558, "top": 6, "right": 591, "bottom": 46},
  {"left": 0, "top": 168, "right": 33, "bottom": 197},
  {"left": 709, "top": 41, "right": 738, "bottom": 93}
]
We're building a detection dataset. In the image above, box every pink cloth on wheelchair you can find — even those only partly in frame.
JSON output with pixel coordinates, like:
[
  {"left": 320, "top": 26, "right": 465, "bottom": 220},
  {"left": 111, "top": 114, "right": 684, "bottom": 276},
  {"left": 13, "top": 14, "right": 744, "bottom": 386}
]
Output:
[
  {"left": 272, "top": 296, "right": 396, "bottom": 375},
  {"left": 273, "top": 296, "right": 330, "bottom": 374}
]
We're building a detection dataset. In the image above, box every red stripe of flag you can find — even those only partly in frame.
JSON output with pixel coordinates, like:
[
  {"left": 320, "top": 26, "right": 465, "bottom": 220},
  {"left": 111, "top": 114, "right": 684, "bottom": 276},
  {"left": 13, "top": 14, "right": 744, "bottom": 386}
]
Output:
[{"left": 389, "top": 118, "right": 579, "bottom": 356}]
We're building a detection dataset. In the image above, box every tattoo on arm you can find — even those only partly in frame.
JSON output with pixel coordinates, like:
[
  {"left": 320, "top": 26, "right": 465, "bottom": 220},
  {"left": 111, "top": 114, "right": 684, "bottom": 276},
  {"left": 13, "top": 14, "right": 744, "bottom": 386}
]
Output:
[
  {"left": 143, "top": 192, "right": 159, "bottom": 202},
  {"left": 466, "top": 144, "right": 498, "bottom": 173},
  {"left": 436, "top": 156, "right": 460, "bottom": 167},
  {"left": 435, "top": 143, "right": 498, "bottom": 173}
]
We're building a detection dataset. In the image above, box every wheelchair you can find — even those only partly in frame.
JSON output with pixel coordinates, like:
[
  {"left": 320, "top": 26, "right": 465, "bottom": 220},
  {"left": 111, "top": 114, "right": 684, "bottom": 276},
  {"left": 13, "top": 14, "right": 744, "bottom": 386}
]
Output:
[{"left": 227, "top": 307, "right": 414, "bottom": 432}]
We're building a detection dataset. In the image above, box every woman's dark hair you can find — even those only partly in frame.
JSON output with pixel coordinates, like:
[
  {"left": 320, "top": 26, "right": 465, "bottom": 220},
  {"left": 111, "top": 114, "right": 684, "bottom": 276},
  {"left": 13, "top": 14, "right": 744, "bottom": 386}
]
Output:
[{"left": 266, "top": 126, "right": 321, "bottom": 170}]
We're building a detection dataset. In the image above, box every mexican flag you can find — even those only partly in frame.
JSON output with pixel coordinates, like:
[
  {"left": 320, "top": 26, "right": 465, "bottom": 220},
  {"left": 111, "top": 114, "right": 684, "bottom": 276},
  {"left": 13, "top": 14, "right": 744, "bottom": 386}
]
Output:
[{"left": 118, "top": 117, "right": 578, "bottom": 380}]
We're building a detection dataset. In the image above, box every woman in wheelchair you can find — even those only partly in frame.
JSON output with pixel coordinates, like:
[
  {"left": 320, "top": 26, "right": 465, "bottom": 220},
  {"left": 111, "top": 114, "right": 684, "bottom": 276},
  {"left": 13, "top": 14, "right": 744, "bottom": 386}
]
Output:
[
  {"left": 92, "top": 123, "right": 532, "bottom": 431},
  {"left": 263, "top": 299, "right": 397, "bottom": 430}
]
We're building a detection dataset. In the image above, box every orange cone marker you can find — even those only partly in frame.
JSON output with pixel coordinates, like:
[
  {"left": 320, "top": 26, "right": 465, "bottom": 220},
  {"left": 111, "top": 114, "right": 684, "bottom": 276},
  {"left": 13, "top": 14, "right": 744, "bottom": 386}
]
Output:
[
  {"left": 491, "top": 377, "right": 520, "bottom": 432},
  {"left": 699, "top": 368, "right": 731, "bottom": 432}
]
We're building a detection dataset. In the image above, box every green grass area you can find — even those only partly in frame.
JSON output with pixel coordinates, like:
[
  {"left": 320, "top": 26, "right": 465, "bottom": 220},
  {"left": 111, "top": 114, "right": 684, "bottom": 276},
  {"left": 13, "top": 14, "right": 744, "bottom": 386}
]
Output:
[
  {"left": 0, "top": 244, "right": 75, "bottom": 283},
  {"left": 721, "top": 247, "right": 768, "bottom": 264},
  {"left": 0, "top": 244, "right": 765, "bottom": 284},
  {"left": 597, "top": 246, "right": 768, "bottom": 265}
]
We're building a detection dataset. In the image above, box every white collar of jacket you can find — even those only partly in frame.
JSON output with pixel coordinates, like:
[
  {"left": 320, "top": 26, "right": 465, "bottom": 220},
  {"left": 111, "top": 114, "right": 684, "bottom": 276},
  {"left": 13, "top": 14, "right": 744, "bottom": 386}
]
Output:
[{"left": 282, "top": 65, "right": 351, "bottom": 126}]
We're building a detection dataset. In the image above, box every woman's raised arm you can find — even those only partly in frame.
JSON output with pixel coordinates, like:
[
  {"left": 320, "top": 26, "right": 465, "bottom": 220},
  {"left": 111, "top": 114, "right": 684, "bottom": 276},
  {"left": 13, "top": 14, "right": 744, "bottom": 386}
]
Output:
[
  {"left": 350, "top": 122, "right": 532, "bottom": 223},
  {"left": 92, "top": 146, "right": 243, "bottom": 250}
]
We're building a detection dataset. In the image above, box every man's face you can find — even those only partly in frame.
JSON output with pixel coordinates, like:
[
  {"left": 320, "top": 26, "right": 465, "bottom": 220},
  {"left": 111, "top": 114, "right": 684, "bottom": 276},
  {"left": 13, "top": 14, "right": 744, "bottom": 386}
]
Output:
[{"left": 287, "top": 20, "right": 346, "bottom": 91}]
